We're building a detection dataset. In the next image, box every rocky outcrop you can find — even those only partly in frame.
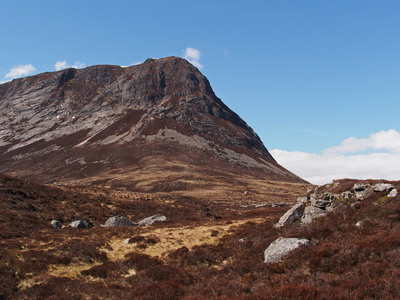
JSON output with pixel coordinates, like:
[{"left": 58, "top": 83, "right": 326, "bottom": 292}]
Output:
[
  {"left": 138, "top": 214, "right": 168, "bottom": 226},
  {"left": 101, "top": 216, "right": 137, "bottom": 227},
  {"left": 264, "top": 237, "right": 310, "bottom": 263},
  {"left": 275, "top": 181, "right": 398, "bottom": 227}
]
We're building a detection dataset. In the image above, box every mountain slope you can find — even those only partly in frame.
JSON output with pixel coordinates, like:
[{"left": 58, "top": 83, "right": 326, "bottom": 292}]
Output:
[{"left": 0, "top": 57, "right": 305, "bottom": 188}]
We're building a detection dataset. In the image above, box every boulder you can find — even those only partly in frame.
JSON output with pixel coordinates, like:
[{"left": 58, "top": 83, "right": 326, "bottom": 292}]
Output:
[
  {"left": 101, "top": 216, "right": 137, "bottom": 228},
  {"left": 353, "top": 183, "right": 373, "bottom": 200},
  {"left": 353, "top": 183, "right": 371, "bottom": 191},
  {"left": 301, "top": 206, "right": 326, "bottom": 224},
  {"left": 372, "top": 183, "right": 394, "bottom": 192},
  {"left": 342, "top": 190, "right": 355, "bottom": 199},
  {"left": 388, "top": 189, "right": 398, "bottom": 198},
  {"left": 51, "top": 220, "right": 62, "bottom": 229},
  {"left": 138, "top": 214, "right": 168, "bottom": 226},
  {"left": 310, "top": 193, "right": 335, "bottom": 209},
  {"left": 274, "top": 201, "right": 305, "bottom": 228},
  {"left": 264, "top": 237, "right": 310, "bottom": 263},
  {"left": 69, "top": 220, "right": 92, "bottom": 228}
]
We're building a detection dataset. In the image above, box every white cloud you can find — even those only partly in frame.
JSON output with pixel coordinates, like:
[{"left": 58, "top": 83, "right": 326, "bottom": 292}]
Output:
[
  {"left": 55, "top": 60, "right": 85, "bottom": 71},
  {"left": 5, "top": 64, "right": 36, "bottom": 79},
  {"left": 55, "top": 60, "right": 68, "bottom": 71},
  {"left": 183, "top": 47, "right": 203, "bottom": 69},
  {"left": 324, "top": 129, "right": 400, "bottom": 154},
  {"left": 271, "top": 129, "right": 400, "bottom": 185}
]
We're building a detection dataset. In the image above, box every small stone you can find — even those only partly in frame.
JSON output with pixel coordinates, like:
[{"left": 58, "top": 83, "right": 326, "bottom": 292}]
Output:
[{"left": 51, "top": 220, "right": 62, "bottom": 229}]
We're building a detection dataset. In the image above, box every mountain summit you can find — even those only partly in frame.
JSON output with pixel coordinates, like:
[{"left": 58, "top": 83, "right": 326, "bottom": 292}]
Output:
[{"left": 0, "top": 57, "right": 305, "bottom": 189}]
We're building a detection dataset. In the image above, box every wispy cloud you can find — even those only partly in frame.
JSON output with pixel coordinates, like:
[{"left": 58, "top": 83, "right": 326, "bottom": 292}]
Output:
[
  {"left": 183, "top": 47, "right": 203, "bottom": 69},
  {"left": 271, "top": 129, "right": 400, "bottom": 185},
  {"left": 5, "top": 64, "right": 36, "bottom": 79},
  {"left": 55, "top": 60, "right": 85, "bottom": 71}
]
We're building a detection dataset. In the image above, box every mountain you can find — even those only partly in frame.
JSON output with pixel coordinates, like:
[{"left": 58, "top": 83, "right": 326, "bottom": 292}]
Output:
[{"left": 0, "top": 56, "right": 305, "bottom": 190}]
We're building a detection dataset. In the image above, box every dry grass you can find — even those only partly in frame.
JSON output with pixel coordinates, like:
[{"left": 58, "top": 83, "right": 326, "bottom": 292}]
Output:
[{"left": 104, "top": 217, "right": 267, "bottom": 261}]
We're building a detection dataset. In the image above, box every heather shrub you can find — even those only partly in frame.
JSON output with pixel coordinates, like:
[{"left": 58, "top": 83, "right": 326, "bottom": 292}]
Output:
[
  {"left": 123, "top": 253, "right": 162, "bottom": 271},
  {"left": 21, "top": 276, "right": 81, "bottom": 300},
  {"left": 0, "top": 265, "right": 17, "bottom": 299},
  {"left": 81, "top": 261, "right": 122, "bottom": 278},
  {"left": 168, "top": 246, "right": 189, "bottom": 260}
]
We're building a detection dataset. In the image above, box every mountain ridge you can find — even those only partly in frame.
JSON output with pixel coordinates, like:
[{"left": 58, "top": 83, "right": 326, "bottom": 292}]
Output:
[{"left": 0, "top": 56, "right": 305, "bottom": 187}]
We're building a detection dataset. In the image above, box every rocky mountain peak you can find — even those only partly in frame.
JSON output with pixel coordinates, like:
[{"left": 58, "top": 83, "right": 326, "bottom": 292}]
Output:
[{"left": 0, "top": 57, "right": 305, "bottom": 186}]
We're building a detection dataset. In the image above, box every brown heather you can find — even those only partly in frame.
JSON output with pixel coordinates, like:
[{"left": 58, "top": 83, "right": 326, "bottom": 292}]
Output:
[{"left": 1, "top": 174, "right": 399, "bottom": 299}]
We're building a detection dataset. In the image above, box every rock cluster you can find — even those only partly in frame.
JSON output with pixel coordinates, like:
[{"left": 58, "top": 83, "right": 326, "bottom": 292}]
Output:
[
  {"left": 52, "top": 214, "right": 169, "bottom": 229},
  {"left": 274, "top": 181, "right": 397, "bottom": 228},
  {"left": 266, "top": 181, "right": 398, "bottom": 263}
]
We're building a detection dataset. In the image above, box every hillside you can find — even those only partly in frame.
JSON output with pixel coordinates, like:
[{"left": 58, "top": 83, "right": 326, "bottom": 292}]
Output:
[{"left": 0, "top": 57, "right": 304, "bottom": 192}]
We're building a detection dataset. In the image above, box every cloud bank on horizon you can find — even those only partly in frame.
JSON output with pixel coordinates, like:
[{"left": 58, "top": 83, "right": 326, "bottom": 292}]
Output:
[{"left": 271, "top": 129, "right": 400, "bottom": 186}]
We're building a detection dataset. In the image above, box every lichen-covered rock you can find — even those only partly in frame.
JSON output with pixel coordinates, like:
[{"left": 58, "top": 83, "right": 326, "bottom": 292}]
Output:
[
  {"left": 101, "top": 216, "right": 137, "bottom": 228},
  {"left": 69, "top": 220, "right": 92, "bottom": 228},
  {"left": 138, "top": 214, "right": 168, "bottom": 226},
  {"left": 274, "top": 201, "right": 305, "bottom": 228},
  {"left": 264, "top": 237, "right": 310, "bottom": 263}
]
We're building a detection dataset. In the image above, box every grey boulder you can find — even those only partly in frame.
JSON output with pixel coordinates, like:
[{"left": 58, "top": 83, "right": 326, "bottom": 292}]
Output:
[
  {"left": 101, "top": 216, "right": 137, "bottom": 228},
  {"left": 138, "top": 214, "right": 168, "bottom": 226},
  {"left": 264, "top": 237, "right": 310, "bottom": 263},
  {"left": 274, "top": 201, "right": 305, "bottom": 228},
  {"left": 388, "top": 189, "right": 398, "bottom": 198},
  {"left": 372, "top": 183, "right": 394, "bottom": 192}
]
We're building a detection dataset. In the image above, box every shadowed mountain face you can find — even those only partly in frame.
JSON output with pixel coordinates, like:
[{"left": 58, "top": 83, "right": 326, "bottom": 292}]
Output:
[{"left": 0, "top": 56, "right": 305, "bottom": 188}]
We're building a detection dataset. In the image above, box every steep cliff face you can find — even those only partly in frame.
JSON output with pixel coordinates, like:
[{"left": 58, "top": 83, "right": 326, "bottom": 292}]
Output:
[{"left": 0, "top": 57, "right": 305, "bottom": 186}]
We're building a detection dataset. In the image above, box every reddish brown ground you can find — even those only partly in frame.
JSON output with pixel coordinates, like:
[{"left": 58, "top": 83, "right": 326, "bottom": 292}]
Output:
[{"left": 1, "top": 174, "right": 400, "bottom": 299}]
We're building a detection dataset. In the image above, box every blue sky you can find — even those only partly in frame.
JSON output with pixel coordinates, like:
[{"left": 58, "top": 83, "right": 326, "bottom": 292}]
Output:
[{"left": 1, "top": 0, "right": 400, "bottom": 184}]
